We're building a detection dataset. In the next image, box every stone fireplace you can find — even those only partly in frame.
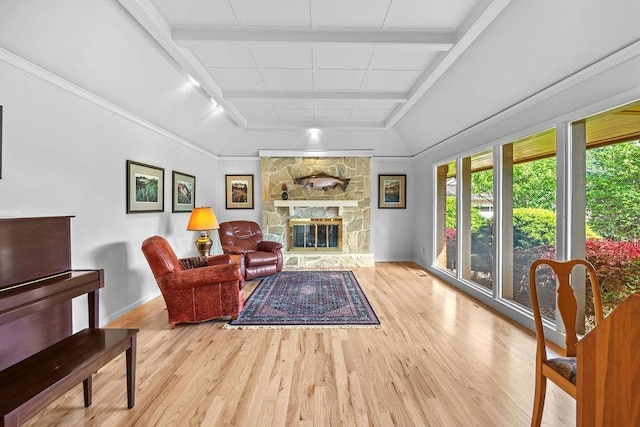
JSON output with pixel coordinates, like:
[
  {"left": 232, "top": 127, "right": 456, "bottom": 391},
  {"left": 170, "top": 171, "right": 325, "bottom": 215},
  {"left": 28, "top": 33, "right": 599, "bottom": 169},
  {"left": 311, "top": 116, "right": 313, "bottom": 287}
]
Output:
[{"left": 260, "top": 155, "right": 374, "bottom": 267}]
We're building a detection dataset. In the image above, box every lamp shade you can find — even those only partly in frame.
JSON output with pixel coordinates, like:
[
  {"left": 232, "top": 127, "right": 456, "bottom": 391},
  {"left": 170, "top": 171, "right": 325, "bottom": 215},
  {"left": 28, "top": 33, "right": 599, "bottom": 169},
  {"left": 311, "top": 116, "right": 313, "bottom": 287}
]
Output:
[{"left": 186, "top": 207, "right": 219, "bottom": 231}]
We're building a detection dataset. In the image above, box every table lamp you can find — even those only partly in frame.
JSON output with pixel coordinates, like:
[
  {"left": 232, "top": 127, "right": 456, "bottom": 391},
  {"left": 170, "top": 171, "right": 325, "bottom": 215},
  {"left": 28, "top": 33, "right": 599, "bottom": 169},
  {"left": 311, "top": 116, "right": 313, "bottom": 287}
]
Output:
[{"left": 186, "top": 206, "right": 219, "bottom": 256}]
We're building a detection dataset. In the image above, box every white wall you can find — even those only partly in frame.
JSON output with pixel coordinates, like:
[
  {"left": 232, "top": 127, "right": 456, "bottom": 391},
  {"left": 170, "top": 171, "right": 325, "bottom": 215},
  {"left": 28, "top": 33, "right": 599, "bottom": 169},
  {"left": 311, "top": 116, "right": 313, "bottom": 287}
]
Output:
[
  {"left": 0, "top": 0, "right": 239, "bottom": 156},
  {"left": 370, "top": 158, "right": 415, "bottom": 261},
  {"left": 0, "top": 59, "right": 222, "bottom": 329},
  {"left": 410, "top": 158, "right": 433, "bottom": 267}
]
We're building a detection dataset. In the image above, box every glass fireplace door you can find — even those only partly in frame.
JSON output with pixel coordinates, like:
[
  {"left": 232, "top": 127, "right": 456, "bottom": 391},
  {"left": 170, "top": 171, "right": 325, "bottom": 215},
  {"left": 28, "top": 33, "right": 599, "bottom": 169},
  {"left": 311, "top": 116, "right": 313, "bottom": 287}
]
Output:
[{"left": 290, "top": 218, "right": 342, "bottom": 250}]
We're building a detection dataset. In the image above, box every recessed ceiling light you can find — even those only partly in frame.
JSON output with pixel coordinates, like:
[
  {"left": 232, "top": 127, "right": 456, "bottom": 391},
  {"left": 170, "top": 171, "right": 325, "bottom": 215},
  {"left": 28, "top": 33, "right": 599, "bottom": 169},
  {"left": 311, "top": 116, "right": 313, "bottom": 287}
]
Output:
[{"left": 309, "top": 128, "right": 320, "bottom": 138}]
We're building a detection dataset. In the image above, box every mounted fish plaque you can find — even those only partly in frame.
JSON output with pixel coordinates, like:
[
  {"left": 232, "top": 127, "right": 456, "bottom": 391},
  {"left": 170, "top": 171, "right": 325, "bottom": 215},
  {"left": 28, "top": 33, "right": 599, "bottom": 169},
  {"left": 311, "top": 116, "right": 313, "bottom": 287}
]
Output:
[{"left": 294, "top": 173, "right": 350, "bottom": 191}]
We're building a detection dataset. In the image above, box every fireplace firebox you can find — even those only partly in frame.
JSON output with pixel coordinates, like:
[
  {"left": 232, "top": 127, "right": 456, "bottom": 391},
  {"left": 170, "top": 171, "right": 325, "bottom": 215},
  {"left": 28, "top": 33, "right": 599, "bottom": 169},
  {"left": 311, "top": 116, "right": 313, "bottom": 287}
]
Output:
[{"left": 289, "top": 218, "right": 342, "bottom": 251}]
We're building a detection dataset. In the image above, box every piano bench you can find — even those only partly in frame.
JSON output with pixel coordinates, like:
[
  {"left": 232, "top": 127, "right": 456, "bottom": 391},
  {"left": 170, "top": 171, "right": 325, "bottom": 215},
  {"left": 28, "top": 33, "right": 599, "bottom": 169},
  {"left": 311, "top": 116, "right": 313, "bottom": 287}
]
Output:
[{"left": 0, "top": 328, "right": 139, "bottom": 427}]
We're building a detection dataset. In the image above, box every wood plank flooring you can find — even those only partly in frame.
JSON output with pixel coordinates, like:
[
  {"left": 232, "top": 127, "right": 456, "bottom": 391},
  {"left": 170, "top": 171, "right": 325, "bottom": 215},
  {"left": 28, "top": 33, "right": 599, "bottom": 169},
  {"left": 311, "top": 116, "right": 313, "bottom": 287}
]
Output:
[{"left": 24, "top": 262, "right": 575, "bottom": 426}]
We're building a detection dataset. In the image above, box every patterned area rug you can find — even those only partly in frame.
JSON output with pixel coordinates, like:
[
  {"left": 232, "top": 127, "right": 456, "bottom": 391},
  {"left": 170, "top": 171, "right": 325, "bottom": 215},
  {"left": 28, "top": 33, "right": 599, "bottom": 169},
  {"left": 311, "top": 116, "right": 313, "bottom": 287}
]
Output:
[{"left": 225, "top": 271, "right": 380, "bottom": 329}]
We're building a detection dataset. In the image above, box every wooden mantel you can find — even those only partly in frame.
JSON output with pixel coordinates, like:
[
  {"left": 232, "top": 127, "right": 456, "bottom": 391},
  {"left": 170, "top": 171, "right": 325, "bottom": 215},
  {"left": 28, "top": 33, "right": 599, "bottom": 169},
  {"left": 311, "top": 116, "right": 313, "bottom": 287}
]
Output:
[{"left": 273, "top": 200, "right": 358, "bottom": 216}]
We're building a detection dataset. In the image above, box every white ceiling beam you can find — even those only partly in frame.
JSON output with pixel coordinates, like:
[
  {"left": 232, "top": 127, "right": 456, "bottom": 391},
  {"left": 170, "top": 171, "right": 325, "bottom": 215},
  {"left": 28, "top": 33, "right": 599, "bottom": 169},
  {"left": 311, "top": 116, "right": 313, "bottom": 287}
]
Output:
[
  {"left": 225, "top": 90, "right": 407, "bottom": 102},
  {"left": 385, "top": 0, "right": 513, "bottom": 128},
  {"left": 173, "top": 28, "right": 455, "bottom": 49}
]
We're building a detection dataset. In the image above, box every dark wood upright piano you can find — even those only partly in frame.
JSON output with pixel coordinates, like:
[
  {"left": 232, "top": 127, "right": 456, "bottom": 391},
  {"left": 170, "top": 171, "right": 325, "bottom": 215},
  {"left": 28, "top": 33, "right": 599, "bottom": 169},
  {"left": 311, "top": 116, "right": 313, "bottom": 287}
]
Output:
[
  {"left": 0, "top": 216, "right": 103, "bottom": 370},
  {"left": 0, "top": 216, "right": 138, "bottom": 426}
]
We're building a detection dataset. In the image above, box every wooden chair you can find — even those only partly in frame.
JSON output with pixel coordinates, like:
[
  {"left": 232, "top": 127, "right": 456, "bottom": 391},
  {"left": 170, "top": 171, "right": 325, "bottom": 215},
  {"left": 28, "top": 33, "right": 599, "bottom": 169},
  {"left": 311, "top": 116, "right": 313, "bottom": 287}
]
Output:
[{"left": 528, "top": 259, "right": 604, "bottom": 427}]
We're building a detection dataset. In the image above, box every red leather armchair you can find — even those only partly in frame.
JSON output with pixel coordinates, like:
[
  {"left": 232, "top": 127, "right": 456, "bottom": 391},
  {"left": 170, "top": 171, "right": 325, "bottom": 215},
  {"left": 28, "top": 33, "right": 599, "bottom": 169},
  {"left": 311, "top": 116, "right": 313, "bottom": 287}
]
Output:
[
  {"left": 218, "top": 220, "right": 283, "bottom": 280},
  {"left": 141, "top": 235, "right": 244, "bottom": 328}
]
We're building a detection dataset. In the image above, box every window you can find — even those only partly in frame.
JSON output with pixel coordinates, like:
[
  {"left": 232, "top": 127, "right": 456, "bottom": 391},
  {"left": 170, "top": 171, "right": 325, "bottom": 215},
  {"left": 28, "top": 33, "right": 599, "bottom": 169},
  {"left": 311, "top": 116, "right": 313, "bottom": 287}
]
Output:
[
  {"left": 436, "top": 162, "right": 456, "bottom": 274},
  {"left": 502, "top": 130, "right": 557, "bottom": 315},
  {"left": 436, "top": 150, "right": 495, "bottom": 291},
  {"left": 434, "top": 129, "right": 558, "bottom": 318},
  {"left": 469, "top": 150, "right": 494, "bottom": 290},
  {"left": 582, "top": 100, "right": 640, "bottom": 324},
  {"left": 432, "top": 99, "right": 640, "bottom": 337}
]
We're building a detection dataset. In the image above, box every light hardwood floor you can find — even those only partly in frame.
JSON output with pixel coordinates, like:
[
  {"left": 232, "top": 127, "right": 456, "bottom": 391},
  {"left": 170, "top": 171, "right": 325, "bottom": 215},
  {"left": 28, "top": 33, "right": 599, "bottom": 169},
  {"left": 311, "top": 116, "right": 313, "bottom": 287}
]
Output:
[{"left": 25, "top": 263, "right": 575, "bottom": 426}]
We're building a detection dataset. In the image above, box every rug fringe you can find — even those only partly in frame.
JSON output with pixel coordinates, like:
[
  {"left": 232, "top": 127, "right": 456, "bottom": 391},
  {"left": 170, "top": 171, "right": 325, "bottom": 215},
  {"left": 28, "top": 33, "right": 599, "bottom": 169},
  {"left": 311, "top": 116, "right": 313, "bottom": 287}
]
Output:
[{"left": 223, "top": 323, "right": 381, "bottom": 330}]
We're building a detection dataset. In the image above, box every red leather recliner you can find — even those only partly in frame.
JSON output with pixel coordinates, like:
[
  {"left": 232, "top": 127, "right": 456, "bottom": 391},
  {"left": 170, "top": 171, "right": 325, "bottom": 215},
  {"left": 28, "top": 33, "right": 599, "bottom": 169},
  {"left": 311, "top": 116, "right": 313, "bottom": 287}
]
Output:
[
  {"left": 218, "top": 221, "right": 283, "bottom": 280},
  {"left": 141, "top": 235, "right": 244, "bottom": 328}
]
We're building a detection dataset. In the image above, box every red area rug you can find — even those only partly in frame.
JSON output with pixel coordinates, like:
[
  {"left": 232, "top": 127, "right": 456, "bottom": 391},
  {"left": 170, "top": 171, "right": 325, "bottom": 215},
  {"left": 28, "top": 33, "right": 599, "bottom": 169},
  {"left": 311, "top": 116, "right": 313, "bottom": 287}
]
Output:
[{"left": 225, "top": 271, "right": 380, "bottom": 329}]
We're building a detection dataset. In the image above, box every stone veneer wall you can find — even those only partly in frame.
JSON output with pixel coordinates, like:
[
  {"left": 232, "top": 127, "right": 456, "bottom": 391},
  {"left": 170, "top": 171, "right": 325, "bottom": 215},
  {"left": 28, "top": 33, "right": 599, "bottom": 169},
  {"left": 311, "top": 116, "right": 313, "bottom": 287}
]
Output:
[{"left": 261, "top": 157, "right": 370, "bottom": 253}]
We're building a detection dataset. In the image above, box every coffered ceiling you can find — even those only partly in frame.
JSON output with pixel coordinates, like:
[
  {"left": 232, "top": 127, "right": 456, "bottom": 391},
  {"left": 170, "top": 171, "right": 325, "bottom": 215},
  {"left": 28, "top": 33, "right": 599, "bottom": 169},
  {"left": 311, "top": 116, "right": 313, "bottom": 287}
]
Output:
[{"left": 119, "top": 0, "right": 511, "bottom": 130}]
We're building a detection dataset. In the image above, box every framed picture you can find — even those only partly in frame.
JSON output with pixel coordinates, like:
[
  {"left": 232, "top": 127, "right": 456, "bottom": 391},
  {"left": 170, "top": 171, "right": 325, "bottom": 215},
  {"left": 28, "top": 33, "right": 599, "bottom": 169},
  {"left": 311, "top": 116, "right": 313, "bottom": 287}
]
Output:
[
  {"left": 225, "top": 174, "right": 254, "bottom": 209},
  {"left": 378, "top": 174, "right": 406, "bottom": 209},
  {"left": 126, "top": 160, "right": 164, "bottom": 213},
  {"left": 172, "top": 171, "right": 195, "bottom": 212}
]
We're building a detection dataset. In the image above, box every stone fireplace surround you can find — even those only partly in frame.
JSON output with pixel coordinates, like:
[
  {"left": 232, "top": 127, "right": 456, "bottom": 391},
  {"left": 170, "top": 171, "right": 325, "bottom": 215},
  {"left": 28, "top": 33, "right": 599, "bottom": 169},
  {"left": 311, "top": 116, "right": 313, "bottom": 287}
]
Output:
[{"left": 260, "top": 155, "right": 374, "bottom": 268}]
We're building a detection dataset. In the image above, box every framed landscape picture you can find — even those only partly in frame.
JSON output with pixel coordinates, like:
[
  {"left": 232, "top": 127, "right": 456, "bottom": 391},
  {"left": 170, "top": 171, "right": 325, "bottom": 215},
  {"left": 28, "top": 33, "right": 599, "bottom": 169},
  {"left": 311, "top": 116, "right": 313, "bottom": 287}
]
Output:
[
  {"left": 126, "top": 160, "right": 164, "bottom": 213},
  {"left": 378, "top": 174, "right": 406, "bottom": 209},
  {"left": 172, "top": 171, "right": 195, "bottom": 212},
  {"left": 226, "top": 174, "right": 254, "bottom": 209}
]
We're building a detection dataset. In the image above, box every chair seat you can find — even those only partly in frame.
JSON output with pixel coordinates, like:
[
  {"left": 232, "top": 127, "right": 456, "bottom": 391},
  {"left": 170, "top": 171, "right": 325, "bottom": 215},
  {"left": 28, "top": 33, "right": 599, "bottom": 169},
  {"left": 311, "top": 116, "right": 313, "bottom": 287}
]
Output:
[
  {"left": 545, "top": 357, "right": 577, "bottom": 385},
  {"left": 245, "top": 251, "right": 277, "bottom": 267}
]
